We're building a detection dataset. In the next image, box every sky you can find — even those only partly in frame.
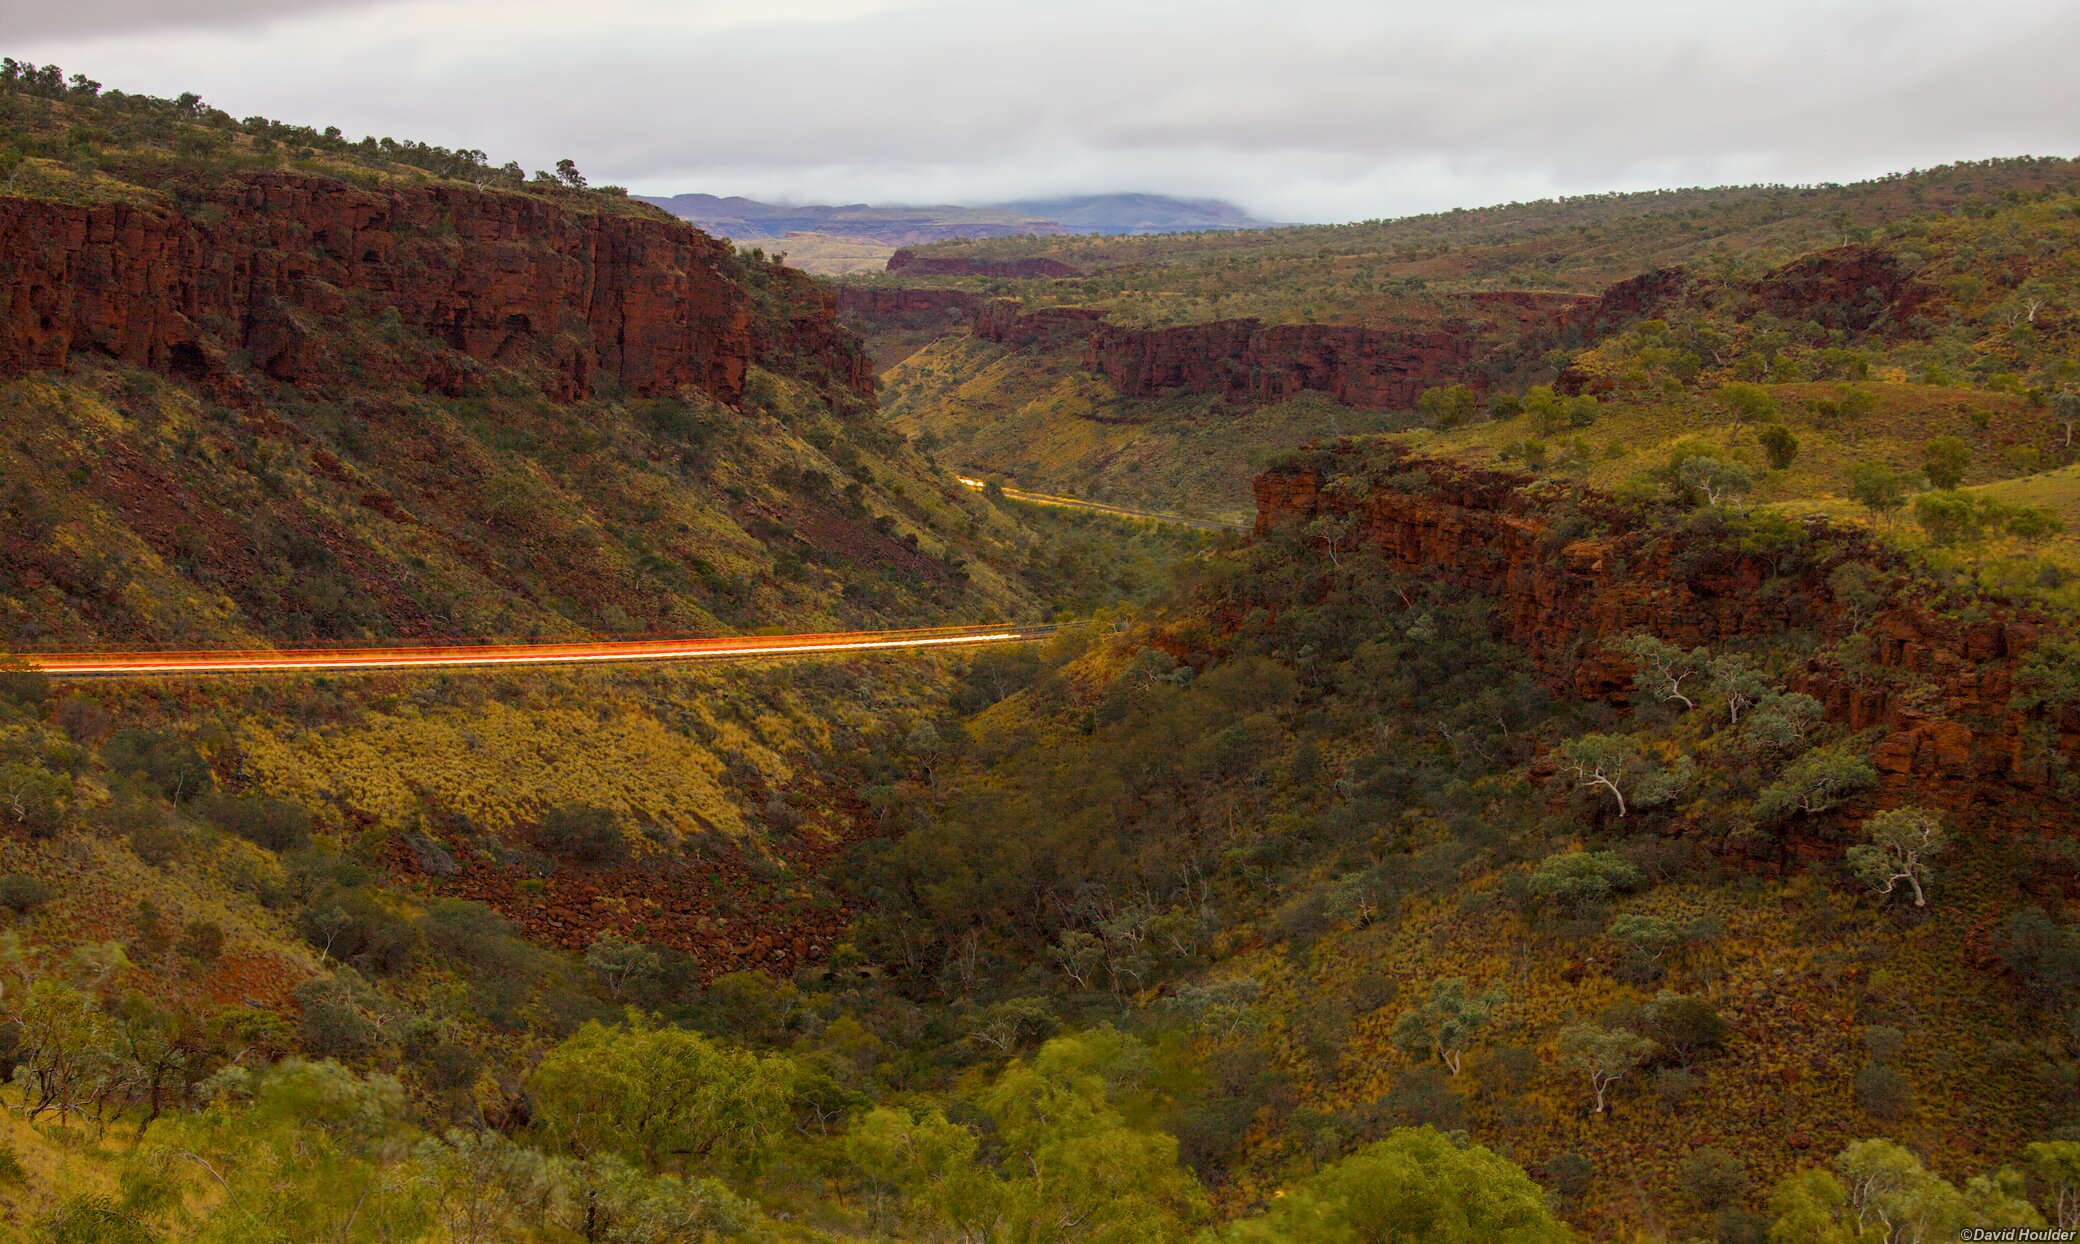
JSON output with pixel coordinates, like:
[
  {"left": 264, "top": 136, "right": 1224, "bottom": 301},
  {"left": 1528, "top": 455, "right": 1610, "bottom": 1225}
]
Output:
[{"left": 9, "top": 0, "right": 2078, "bottom": 224}]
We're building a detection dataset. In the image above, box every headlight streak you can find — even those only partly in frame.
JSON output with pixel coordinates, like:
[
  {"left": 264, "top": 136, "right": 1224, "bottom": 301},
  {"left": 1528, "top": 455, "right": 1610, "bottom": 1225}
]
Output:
[{"left": 11, "top": 626, "right": 1055, "bottom": 679}]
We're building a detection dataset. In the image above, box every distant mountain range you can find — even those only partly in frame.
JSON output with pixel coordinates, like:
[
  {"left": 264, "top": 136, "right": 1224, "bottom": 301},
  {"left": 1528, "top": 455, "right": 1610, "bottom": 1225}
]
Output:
[{"left": 634, "top": 192, "right": 1272, "bottom": 247}]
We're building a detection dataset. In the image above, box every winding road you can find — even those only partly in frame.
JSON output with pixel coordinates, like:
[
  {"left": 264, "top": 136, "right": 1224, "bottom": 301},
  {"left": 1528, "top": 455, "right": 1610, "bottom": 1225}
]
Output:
[
  {"left": 955, "top": 475, "right": 1249, "bottom": 533},
  {"left": 12, "top": 625, "right": 1059, "bottom": 679}
]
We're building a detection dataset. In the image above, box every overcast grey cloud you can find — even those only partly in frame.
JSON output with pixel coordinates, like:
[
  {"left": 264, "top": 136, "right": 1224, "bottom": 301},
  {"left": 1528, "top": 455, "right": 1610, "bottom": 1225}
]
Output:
[{"left": 7, "top": 0, "right": 2076, "bottom": 222}]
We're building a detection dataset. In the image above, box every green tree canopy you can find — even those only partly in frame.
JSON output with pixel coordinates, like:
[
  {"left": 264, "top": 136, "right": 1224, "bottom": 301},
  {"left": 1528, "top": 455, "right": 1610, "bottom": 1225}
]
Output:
[
  {"left": 526, "top": 1014, "right": 801, "bottom": 1176},
  {"left": 1212, "top": 1126, "right": 1573, "bottom": 1244}
]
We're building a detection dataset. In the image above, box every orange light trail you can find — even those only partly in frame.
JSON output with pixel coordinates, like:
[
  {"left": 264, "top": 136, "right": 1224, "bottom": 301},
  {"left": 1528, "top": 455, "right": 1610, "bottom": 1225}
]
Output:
[
  {"left": 955, "top": 475, "right": 1246, "bottom": 531},
  {"left": 10, "top": 625, "right": 1057, "bottom": 679}
]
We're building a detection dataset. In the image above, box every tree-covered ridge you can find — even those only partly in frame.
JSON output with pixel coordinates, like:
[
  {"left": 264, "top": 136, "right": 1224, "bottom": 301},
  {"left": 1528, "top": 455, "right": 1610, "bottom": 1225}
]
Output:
[
  {"left": 0, "top": 57, "right": 644, "bottom": 211},
  {"left": 850, "top": 158, "right": 2080, "bottom": 326}
]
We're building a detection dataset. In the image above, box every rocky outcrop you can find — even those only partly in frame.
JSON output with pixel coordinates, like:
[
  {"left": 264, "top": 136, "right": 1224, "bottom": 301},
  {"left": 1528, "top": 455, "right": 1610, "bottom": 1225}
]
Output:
[
  {"left": 0, "top": 173, "right": 754, "bottom": 403},
  {"left": 1557, "top": 243, "right": 1932, "bottom": 343},
  {"left": 886, "top": 249, "right": 1083, "bottom": 279},
  {"left": 833, "top": 285, "right": 987, "bottom": 322},
  {"left": 1563, "top": 266, "right": 1700, "bottom": 340},
  {"left": 746, "top": 261, "right": 875, "bottom": 401},
  {"left": 1086, "top": 318, "right": 1490, "bottom": 408},
  {"left": 1747, "top": 244, "right": 1933, "bottom": 332},
  {"left": 1254, "top": 445, "right": 2079, "bottom": 817},
  {"left": 974, "top": 299, "right": 1107, "bottom": 348}
]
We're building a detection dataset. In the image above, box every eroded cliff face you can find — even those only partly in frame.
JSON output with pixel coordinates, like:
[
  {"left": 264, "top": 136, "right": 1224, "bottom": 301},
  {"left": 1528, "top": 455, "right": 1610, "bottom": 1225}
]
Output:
[
  {"left": 0, "top": 173, "right": 758, "bottom": 403},
  {"left": 849, "top": 286, "right": 1576, "bottom": 408},
  {"left": 1254, "top": 446, "right": 2079, "bottom": 824},
  {"left": 974, "top": 299, "right": 1107, "bottom": 348},
  {"left": 833, "top": 285, "right": 987, "bottom": 322}
]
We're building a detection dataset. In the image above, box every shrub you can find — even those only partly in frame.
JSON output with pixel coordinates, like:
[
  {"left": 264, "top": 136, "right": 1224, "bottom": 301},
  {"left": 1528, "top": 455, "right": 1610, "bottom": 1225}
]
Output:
[
  {"left": 1542, "top": 1152, "right": 1593, "bottom": 1201},
  {"left": 0, "top": 664, "right": 49, "bottom": 708},
  {"left": 1416, "top": 384, "right": 1478, "bottom": 429},
  {"left": 1218, "top": 1127, "right": 1571, "bottom": 1243},
  {"left": 1758, "top": 424, "right": 1800, "bottom": 470},
  {"left": 2004, "top": 444, "right": 2043, "bottom": 474},
  {"left": 0, "top": 764, "right": 69, "bottom": 839},
  {"left": 292, "top": 974, "right": 389, "bottom": 1060},
  {"left": 534, "top": 803, "right": 628, "bottom": 866},
  {"left": 196, "top": 792, "right": 312, "bottom": 851},
  {"left": 1642, "top": 993, "right": 1731, "bottom": 1065},
  {"left": 1680, "top": 1147, "right": 1748, "bottom": 1211},
  {"left": 1653, "top": 1067, "right": 1700, "bottom": 1107},
  {"left": 178, "top": 919, "right": 224, "bottom": 963},
  {"left": 1475, "top": 1044, "right": 1540, "bottom": 1096},
  {"left": 1526, "top": 851, "right": 1644, "bottom": 914},
  {"left": 1912, "top": 490, "right": 1987, "bottom": 545},
  {"left": 0, "top": 874, "right": 48, "bottom": 915},
  {"left": 420, "top": 899, "right": 530, "bottom": 975},
  {"left": 1921, "top": 436, "right": 1971, "bottom": 489},
  {"left": 1854, "top": 1061, "right": 1912, "bottom": 1120},
  {"left": 101, "top": 728, "right": 213, "bottom": 803},
  {"left": 1380, "top": 1065, "right": 1466, "bottom": 1131}
]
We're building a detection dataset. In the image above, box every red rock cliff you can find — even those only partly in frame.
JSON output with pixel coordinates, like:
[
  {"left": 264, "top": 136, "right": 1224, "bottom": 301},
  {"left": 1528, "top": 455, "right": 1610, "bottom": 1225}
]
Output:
[
  {"left": 974, "top": 299, "right": 1107, "bottom": 348},
  {"left": 0, "top": 173, "right": 754, "bottom": 403},
  {"left": 1253, "top": 445, "right": 2079, "bottom": 820},
  {"left": 833, "top": 285, "right": 988, "bottom": 322}
]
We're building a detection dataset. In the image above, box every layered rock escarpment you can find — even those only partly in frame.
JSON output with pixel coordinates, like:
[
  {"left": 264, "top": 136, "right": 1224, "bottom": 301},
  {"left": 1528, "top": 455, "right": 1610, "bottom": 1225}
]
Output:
[
  {"left": 0, "top": 173, "right": 767, "bottom": 403},
  {"left": 833, "top": 285, "right": 988, "bottom": 322},
  {"left": 850, "top": 242, "right": 1929, "bottom": 408},
  {"left": 844, "top": 285, "right": 1588, "bottom": 407},
  {"left": 885, "top": 249, "right": 1083, "bottom": 279},
  {"left": 973, "top": 299, "right": 1107, "bottom": 348},
  {"left": 1254, "top": 445, "right": 2079, "bottom": 821}
]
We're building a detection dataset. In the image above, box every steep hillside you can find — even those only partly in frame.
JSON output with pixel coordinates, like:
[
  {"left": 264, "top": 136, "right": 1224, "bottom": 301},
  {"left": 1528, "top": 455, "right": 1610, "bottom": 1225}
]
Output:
[
  {"left": 828, "top": 446, "right": 2080, "bottom": 1238},
  {"left": 0, "top": 69, "right": 1209, "bottom": 1237}
]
